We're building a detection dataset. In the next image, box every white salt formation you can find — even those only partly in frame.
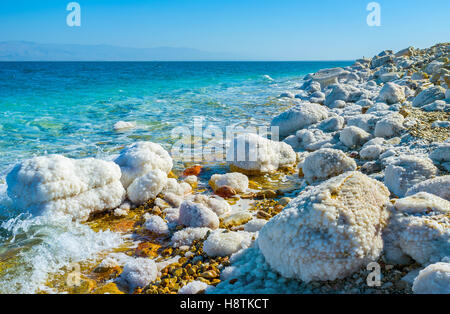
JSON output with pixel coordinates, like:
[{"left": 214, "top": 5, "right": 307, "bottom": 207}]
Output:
[
  {"left": 178, "top": 201, "right": 219, "bottom": 229},
  {"left": 178, "top": 281, "right": 209, "bottom": 294},
  {"left": 339, "top": 126, "right": 371, "bottom": 148},
  {"left": 113, "top": 121, "right": 136, "bottom": 131},
  {"left": 258, "top": 172, "right": 390, "bottom": 282},
  {"left": 209, "top": 172, "right": 249, "bottom": 193},
  {"left": 406, "top": 175, "right": 450, "bottom": 201},
  {"left": 162, "top": 178, "right": 192, "bottom": 197},
  {"left": 127, "top": 169, "right": 167, "bottom": 204},
  {"left": 114, "top": 141, "right": 173, "bottom": 188},
  {"left": 6, "top": 155, "right": 125, "bottom": 221},
  {"left": 228, "top": 133, "right": 296, "bottom": 173},
  {"left": 302, "top": 148, "right": 357, "bottom": 183},
  {"left": 412, "top": 262, "right": 450, "bottom": 294},
  {"left": 384, "top": 155, "right": 438, "bottom": 197},
  {"left": 203, "top": 230, "right": 253, "bottom": 257},
  {"left": 118, "top": 258, "right": 158, "bottom": 291},
  {"left": 193, "top": 194, "right": 231, "bottom": 216},
  {"left": 271, "top": 102, "right": 329, "bottom": 137},
  {"left": 171, "top": 227, "right": 211, "bottom": 247},
  {"left": 384, "top": 192, "right": 450, "bottom": 265},
  {"left": 144, "top": 214, "right": 169, "bottom": 235}
]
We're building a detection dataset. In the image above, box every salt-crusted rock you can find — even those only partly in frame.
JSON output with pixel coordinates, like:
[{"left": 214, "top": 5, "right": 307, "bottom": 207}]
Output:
[
  {"left": 412, "top": 86, "right": 446, "bottom": 108},
  {"left": 339, "top": 126, "right": 371, "bottom": 148},
  {"left": 162, "top": 178, "right": 192, "bottom": 197},
  {"left": 209, "top": 172, "right": 249, "bottom": 193},
  {"left": 318, "top": 116, "right": 345, "bottom": 132},
  {"left": 127, "top": 169, "right": 167, "bottom": 204},
  {"left": 324, "top": 84, "right": 362, "bottom": 107},
  {"left": 203, "top": 230, "right": 253, "bottom": 257},
  {"left": 171, "top": 227, "right": 211, "bottom": 247},
  {"left": 193, "top": 194, "right": 231, "bottom": 216},
  {"left": 118, "top": 258, "right": 158, "bottom": 291},
  {"left": 328, "top": 100, "right": 346, "bottom": 109},
  {"left": 279, "top": 92, "right": 295, "bottom": 99},
  {"left": 384, "top": 155, "right": 438, "bottom": 197},
  {"left": 258, "top": 172, "right": 390, "bottom": 282},
  {"left": 423, "top": 100, "right": 450, "bottom": 112},
  {"left": 163, "top": 192, "right": 183, "bottom": 208},
  {"left": 179, "top": 281, "right": 209, "bottom": 294},
  {"left": 360, "top": 145, "right": 384, "bottom": 160},
  {"left": 222, "top": 211, "right": 252, "bottom": 227},
  {"left": 114, "top": 142, "right": 173, "bottom": 189},
  {"left": 347, "top": 114, "right": 377, "bottom": 133},
  {"left": 430, "top": 145, "right": 450, "bottom": 163},
  {"left": 243, "top": 219, "right": 267, "bottom": 232},
  {"left": 228, "top": 133, "right": 296, "bottom": 173},
  {"left": 144, "top": 214, "right": 169, "bottom": 235},
  {"left": 295, "top": 129, "right": 334, "bottom": 151},
  {"left": 395, "top": 46, "right": 414, "bottom": 58},
  {"left": 406, "top": 175, "right": 450, "bottom": 201},
  {"left": 376, "top": 82, "right": 405, "bottom": 104},
  {"left": 371, "top": 55, "right": 393, "bottom": 69},
  {"left": 412, "top": 262, "right": 450, "bottom": 294},
  {"left": 271, "top": 103, "right": 329, "bottom": 137},
  {"left": 384, "top": 193, "right": 450, "bottom": 266},
  {"left": 113, "top": 121, "right": 136, "bottom": 131},
  {"left": 425, "top": 60, "right": 445, "bottom": 75},
  {"left": 310, "top": 68, "right": 348, "bottom": 88},
  {"left": 178, "top": 201, "right": 219, "bottom": 229},
  {"left": 6, "top": 155, "right": 126, "bottom": 221},
  {"left": 302, "top": 148, "right": 357, "bottom": 183},
  {"left": 374, "top": 113, "right": 405, "bottom": 138}
]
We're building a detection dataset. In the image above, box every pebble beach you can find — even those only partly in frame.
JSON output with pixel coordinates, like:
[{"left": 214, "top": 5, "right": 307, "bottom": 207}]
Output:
[{"left": 0, "top": 43, "right": 449, "bottom": 294}]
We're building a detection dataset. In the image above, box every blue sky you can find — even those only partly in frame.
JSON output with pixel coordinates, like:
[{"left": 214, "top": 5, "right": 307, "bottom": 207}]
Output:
[{"left": 0, "top": 0, "right": 449, "bottom": 60}]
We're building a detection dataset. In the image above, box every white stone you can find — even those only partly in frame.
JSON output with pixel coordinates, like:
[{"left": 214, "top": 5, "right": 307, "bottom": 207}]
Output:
[
  {"left": 6, "top": 155, "right": 125, "bottom": 222},
  {"left": 384, "top": 155, "right": 438, "bottom": 197},
  {"left": 203, "top": 230, "right": 253, "bottom": 257},
  {"left": 171, "top": 227, "right": 211, "bottom": 247},
  {"left": 178, "top": 281, "right": 209, "bottom": 294},
  {"left": 302, "top": 148, "right": 356, "bottom": 183},
  {"left": 144, "top": 214, "right": 169, "bottom": 235},
  {"left": 258, "top": 172, "right": 390, "bottom": 282},
  {"left": 406, "top": 175, "right": 450, "bottom": 201},
  {"left": 360, "top": 145, "right": 384, "bottom": 160},
  {"left": 430, "top": 145, "right": 450, "bottom": 163},
  {"left": 376, "top": 82, "right": 405, "bottom": 104},
  {"left": 271, "top": 103, "right": 329, "bottom": 137},
  {"left": 412, "top": 86, "right": 446, "bottom": 108},
  {"left": 162, "top": 178, "right": 192, "bottom": 197},
  {"left": 127, "top": 169, "right": 167, "bottom": 204},
  {"left": 339, "top": 126, "right": 371, "bottom": 148},
  {"left": 243, "top": 219, "right": 267, "bottom": 232},
  {"left": 374, "top": 113, "right": 405, "bottom": 138},
  {"left": 228, "top": 133, "right": 296, "bottom": 173},
  {"left": 178, "top": 201, "right": 219, "bottom": 229},
  {"left": 113, "top": 121, "right": 136, "bottom": 131},
  {"left": 209, "top": 172, "right": 249, "bottom": 193},
  {"left": 114, "top": 141, "right": 173, "bottom": 189},
  {"left": 413, "top": 263, "right": 450, "bottom": 294},
  {"left": 193, "top": 194, "right": 231, "bottom": 216},
  {"left": 118, "top": 258, "right": 158, "bottom": 291}
]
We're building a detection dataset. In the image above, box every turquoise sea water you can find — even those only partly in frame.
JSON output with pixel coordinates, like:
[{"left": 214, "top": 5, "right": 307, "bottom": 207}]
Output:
[{"left": 0, "top": 61, "right": 351, "bottom": 293}]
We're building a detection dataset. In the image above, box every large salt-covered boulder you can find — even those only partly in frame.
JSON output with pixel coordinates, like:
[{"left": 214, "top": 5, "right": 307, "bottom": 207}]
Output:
[
  {"left": 302, "top": 148, "right": 357, "bottom": 183},
  {"left": 271, "top": 103, "right": 328, "bottom": 137},
  {"left": 258, "top": 172, "right": 390, "bottom": 282},
  {"left": 228, "top": 133, "right": 296, "bottom": 174},
  {"left": 127, "top": 169, "right": 167, "bottom": 204},
  {"left": 430, "top": 144, "right": 450, "bottom": 163},
  {"left": 376, "top": 82, "right": 405, "bottom": 104},
  {"left": 203, "top": 230, "right": 253, "bottom": 257},
  {"left": 412, "top": 86, "right": 446, "bottom": 108},
  {"left": 178, "top": 201, "right": 219, "bottom": 229},
  {"left": 339, "top": 126, "right": 371, "bottom": 148},
  {"left": 6, "top": 155, "right": 126, "bottom": 221},
  {"left": 406, "top": 175, "right": 450, "bottom": 201},
  {"left": 193, "top": 194, "right": 231, "bottom": 216},
  {"left": 114, "top": 142, "right": 173, "bottom": 188},
  {"left": 384, "top": 155, "right": 438, "bottom": 197},
  {"left": 209, "top": 172, "right": 249, "bottom": 193},
  {"left": 412, "top": 262, "right": 450, "bottom": 294},
  {"left": 384, "top": 193, "right": 450, "bottom": 265}
]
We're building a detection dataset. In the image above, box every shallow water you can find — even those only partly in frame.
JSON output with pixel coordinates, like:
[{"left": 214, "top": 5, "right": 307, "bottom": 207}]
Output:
[{"left": 0, "top": 61, "right": 351, "bottom": 293}]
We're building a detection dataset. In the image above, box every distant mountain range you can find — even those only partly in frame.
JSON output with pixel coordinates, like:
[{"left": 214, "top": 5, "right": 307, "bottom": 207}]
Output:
[{"left": 0, "top": 41, "right": 243, "bottom": 61}]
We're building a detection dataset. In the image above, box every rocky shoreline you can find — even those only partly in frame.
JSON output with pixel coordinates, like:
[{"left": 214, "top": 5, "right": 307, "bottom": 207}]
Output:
[{"left": 3, "top": 43, "right": 450, "bottom": 294}]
